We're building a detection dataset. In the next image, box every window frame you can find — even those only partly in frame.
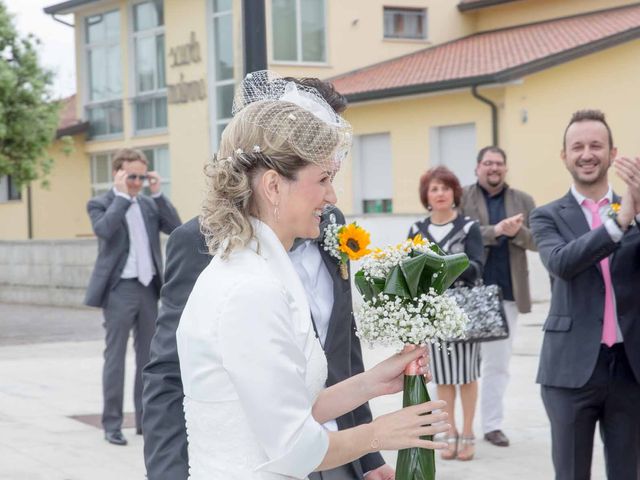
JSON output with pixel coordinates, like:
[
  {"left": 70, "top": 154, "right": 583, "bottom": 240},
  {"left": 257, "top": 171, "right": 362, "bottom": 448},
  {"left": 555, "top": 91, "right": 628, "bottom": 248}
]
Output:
[
  {"left": 89, "top": 152, "right": 115, "bottom": 197},
  {"left": 352, "top": 132, "right": 394, "bottom": 215},
  {"left": 0, "top": 175, "right": 22, "bottom": 203},
  {"left": 270, "top": 0, "right": 329, "bottom": 66},
  {"left": 383, "top": 6, "right": 428, "bottom": 41},
  {"left": 82, "top": 8, "right": 124, "bottom": 140},
  {"left": 140, "top": 144, "right": 172, "bottom": 198},
  {"left": 129, "top": 0, "right": 168, "bottom": 136},
  {"left": 207, "top": 0, "right": 236, "bottom": 153}
]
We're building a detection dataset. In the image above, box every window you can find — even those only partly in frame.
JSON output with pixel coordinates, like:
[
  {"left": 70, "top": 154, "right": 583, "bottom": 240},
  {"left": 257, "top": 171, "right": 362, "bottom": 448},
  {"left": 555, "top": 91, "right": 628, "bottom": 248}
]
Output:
[
  {"left": 84, "top": 10, "right": 123, "bottom": 137},
  {"left": 90, "top": 153, "right": 114, "bottom": 196},
  {"left": 141, "top": 146, "right": 171, "bottom": 198},
  {"left": 210, "top": 0, "right": 235, "bottom": 149},
  {"left": 132, "top": 0, "right": 167, "bottom": 132},
  {"left": 272, "top": 0, "right": 326, "bottom": 63},
  {"left": 0, "top": 175, "right": 22, "bottom": 202},
  {"left": 384, "top": 7, "right": 427, "bottom": 40},
  {"left": 429, "top": 123, "right": 477, "bottom": 187},
  {"left": 89, "top": 146, "right": 171, "bottom": 197},
  {"left": 353, "top": 133, "right": 393, "bottom": 214}
]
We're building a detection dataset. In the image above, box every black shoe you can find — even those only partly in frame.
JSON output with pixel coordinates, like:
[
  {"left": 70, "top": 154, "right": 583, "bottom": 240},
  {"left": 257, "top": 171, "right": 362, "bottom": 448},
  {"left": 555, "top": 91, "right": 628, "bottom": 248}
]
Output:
[
  {"left": 484, "top": 429, "right": 509, "bottom": 447},
  {"left": 104, "top": 430, "right": 128, "bottom": 446},
  {"left": 136, "top": 427, "right": 142, "bottom": 435}
]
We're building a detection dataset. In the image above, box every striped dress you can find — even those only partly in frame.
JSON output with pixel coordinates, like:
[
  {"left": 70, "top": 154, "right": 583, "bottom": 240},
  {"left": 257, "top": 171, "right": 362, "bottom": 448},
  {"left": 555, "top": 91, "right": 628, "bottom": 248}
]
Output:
[{"left": 408, "top": 215, "right": 484, "bottom": 385}]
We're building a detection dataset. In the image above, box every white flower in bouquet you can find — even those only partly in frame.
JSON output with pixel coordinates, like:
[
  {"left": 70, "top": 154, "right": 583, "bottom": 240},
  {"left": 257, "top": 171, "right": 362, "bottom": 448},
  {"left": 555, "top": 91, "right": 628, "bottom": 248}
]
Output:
[{"left": 356, "top": 289, "right": 467, "bottom": 349}]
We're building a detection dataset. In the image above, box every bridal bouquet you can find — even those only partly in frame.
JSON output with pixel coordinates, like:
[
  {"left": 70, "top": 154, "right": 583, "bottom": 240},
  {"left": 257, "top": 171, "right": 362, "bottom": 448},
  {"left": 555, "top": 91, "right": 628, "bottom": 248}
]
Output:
[{"left": 354, "top": 235, "right": 469, "bottom": 480}]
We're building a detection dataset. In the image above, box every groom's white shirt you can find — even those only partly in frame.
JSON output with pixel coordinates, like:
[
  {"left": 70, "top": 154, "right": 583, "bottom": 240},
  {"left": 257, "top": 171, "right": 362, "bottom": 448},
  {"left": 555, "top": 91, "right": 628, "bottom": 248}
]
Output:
[{"left": 289, "top": 239, "right": 339, "bottom": 433}]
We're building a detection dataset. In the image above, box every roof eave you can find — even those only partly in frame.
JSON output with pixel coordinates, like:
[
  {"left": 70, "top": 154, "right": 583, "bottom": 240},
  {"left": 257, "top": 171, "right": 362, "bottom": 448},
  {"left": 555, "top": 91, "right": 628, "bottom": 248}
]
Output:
[
  {"left": 56, "top": 121, "right": 89, "bottom": 138},
  {"left": 345, "top": 26, "right": 640, "bottom": 104},
  {"left": 344, "top": 75, "right": 497, "bottom": 103},
  {"left": 44, "top": 0, "right": 101, "bottom": 15},
  {"left": 458, "top": 0, "right": 520, "bottom": 13}
]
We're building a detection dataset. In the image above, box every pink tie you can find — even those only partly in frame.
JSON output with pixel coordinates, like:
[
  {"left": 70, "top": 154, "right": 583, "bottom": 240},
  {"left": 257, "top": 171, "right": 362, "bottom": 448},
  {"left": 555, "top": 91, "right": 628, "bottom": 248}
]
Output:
[{"left": 583, "top": 198, "right": 616, "bottom": 347}]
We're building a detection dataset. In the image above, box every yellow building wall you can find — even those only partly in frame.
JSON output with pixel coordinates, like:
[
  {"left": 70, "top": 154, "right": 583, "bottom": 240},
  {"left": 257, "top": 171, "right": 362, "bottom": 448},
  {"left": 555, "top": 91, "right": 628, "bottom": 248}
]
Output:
[
  {"left": 164, "top": 0, "right": 211, "bottom": 220},
  {"left": 0, "top": 135, "right": 91, "bottom": 240},
  {"left": 269, "top": 0, "right": 474, "bottom": 80},
  {"left": 501, "top": 39, "right": 640, "bottom": 206},
  {"left": 339, "top": 89, "right": 501, "bottom": 214},
  {"left": 474, "top": 0, "right": 639, "bottom": 32},
  {"left": 339, "top": 39, "right": 640, "bottom": 214},
  {"left": 30, "top": 135, "right": 94, "bottom": 238},
  {"left": 0, "top": 194, "right": 28, "bottom": 239},
  {"left": 26, "top": 0, "right": 637, "bottom": 239}
]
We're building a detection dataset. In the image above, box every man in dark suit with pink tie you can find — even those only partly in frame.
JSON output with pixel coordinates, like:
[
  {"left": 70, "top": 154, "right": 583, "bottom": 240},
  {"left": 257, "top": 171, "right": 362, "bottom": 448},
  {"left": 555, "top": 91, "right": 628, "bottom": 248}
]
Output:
[{"left": 530, "top": 109, "right": 640, "bottom": 479}]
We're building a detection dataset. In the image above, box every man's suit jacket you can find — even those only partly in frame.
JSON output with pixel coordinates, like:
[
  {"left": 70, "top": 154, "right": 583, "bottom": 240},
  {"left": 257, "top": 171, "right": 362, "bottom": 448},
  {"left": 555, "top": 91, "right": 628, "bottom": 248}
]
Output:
[
  {"left": 142, "top": 212, "right": 384, "bottom": 480},
  {"left": 462, "top": 183, "right": 537, "bottom": 313},
  {"left": 530, "top": 191, "right": 640, "bottom": 388},
  {"left": 85, "top": 190, "right": 181, "bottom": 308}
]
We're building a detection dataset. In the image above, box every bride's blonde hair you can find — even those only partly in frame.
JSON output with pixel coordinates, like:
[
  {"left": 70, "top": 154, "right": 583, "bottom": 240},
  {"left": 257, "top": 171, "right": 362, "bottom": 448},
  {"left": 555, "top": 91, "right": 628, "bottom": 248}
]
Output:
[{"left": 200, "top": 100, "right": 341, "bottom": 258}]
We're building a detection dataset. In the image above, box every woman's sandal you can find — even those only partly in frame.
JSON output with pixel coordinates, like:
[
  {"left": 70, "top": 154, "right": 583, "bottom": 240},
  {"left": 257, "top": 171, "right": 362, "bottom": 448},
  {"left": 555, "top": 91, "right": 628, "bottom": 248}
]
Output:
[
  {"left": 457, "top": 435, "right": 475, "bottom": 461},
  {"left": 440, "top": 433, "right": 458, "bottom": 460}
]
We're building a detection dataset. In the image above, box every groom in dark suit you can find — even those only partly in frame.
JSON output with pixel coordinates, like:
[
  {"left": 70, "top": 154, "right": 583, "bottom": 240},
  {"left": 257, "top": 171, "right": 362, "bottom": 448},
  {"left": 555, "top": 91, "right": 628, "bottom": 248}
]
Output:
[
  {"left": 142, "top": 78, "right": 393, "bottom": 480},
  {"left": 85, "top": 148, "right": 181, "bottom": 446},
  {"left": 530, "top": 109, "right": 640, "bottom": 479}
]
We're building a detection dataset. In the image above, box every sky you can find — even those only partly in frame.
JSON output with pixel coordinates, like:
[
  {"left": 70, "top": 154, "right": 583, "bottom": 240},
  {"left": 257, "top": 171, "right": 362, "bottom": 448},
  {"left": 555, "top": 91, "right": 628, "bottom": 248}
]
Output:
[{"left": 5, "top": 0, "right": 76, "bottom": 99}]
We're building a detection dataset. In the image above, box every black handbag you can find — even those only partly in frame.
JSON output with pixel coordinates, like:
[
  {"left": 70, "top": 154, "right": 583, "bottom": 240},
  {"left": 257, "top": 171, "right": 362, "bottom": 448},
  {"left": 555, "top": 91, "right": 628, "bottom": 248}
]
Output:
[{"left": 445, "top": 281, "right": 509, "bottom": 343}]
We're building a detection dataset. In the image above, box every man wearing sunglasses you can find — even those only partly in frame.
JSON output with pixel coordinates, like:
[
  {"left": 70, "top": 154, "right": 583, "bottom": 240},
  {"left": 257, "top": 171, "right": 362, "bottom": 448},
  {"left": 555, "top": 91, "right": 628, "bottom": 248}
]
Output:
[{"left": 85, "top": 148, "right": 181, "bottom": 446}]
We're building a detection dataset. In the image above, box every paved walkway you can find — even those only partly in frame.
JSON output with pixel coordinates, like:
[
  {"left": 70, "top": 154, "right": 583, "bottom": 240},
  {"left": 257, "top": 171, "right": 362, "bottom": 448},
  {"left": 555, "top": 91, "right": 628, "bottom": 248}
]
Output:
[{"left": 0, "top": 301, "right": 606, "bottom": 479}]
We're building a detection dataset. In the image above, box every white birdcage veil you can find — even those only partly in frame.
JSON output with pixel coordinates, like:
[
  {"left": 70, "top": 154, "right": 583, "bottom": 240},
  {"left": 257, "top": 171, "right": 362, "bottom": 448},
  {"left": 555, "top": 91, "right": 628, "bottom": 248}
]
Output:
[{"left": 230, "top": 70, "right": 352, "bottom": 171}]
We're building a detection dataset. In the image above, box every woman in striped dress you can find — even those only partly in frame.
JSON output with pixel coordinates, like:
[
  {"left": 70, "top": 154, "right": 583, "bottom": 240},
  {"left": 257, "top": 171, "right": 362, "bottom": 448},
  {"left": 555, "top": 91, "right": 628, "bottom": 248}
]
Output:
[{"left": 408, "top": 166, "right": 484, "bottom": 461}]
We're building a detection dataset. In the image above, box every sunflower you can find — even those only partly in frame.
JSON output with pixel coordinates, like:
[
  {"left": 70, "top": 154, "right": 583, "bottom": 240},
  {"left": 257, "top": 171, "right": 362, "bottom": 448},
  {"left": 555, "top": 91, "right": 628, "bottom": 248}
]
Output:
[
  {"left": 411, "top": 233, "right": 429, "bottom": 246},
  {"left": 610, "top": 203, "right": 621, "bottom": 213},
  {"left": 338, "top": 223, "right": 372, "bottom": 261}
]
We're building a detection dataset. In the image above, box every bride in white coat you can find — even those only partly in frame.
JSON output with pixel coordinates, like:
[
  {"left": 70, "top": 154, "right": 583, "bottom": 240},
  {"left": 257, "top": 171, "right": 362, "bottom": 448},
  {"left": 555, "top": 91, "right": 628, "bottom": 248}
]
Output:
[{"left": 176, "top": 72, "right": 449, "bottom": 480}]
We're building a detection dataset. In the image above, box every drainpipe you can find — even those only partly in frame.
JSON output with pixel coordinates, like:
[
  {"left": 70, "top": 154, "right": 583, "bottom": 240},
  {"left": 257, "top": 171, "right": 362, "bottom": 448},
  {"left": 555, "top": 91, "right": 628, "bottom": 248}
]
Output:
[
  {"left": 242, "top": 0, "right": 267, "bottom": 74},
  {"left": 471, "top": 85, "right": 498, "bottom": 146}
]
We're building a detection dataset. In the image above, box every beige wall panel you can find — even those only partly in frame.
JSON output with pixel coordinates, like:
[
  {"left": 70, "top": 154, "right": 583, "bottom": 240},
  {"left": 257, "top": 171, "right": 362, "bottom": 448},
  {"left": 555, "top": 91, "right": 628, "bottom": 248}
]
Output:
[
  {"left": 340, "top": 91, "right": 498, "bottom": 214},
  {"left": 31, "top": 136, "right": 94, "bottom": 239},
  {"left": 501, "top": 40, "right": 640, "bottom": 206},
  {"left": 268, "top": 0, "right": 474, "bottom": 80},
  {"left": 475, "top": 0, "right": 639, "bottom": 32},
  {"left": 0, "top": 200, "right": 28, "bottom": 239},
  {"left": 165, "top": 0, "right": 211, "bottom": 220}
]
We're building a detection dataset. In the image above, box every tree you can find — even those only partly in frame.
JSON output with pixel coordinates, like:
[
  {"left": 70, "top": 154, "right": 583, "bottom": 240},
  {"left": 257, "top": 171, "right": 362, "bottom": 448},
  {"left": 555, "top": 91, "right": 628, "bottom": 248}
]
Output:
[{"left": 0, "top": 0, "right": 60, "bottom": 188}]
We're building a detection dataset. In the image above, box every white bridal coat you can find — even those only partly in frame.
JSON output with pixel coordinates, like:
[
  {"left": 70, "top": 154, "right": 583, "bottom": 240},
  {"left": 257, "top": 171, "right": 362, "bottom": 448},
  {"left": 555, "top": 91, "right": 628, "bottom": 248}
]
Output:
[{"left": 176, "top": 218, "right": 329, "bottom": 480}]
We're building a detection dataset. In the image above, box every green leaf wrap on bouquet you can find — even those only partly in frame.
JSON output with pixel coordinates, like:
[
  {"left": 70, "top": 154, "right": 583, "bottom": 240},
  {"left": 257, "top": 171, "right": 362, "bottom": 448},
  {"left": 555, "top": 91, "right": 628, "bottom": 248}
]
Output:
[
  {"left": 355, "top": 246, "right": 469, "bottom": 301},
  {"left": 396, "top": 374, "right": 436, "bottom": 480}
]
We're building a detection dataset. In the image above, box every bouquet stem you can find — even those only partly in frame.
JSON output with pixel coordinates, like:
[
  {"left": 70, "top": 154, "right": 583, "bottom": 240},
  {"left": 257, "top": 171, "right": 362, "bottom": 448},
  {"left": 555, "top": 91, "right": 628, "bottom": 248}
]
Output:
[{"left": 396, "top": 369, "right": 436, "bottom": 480}]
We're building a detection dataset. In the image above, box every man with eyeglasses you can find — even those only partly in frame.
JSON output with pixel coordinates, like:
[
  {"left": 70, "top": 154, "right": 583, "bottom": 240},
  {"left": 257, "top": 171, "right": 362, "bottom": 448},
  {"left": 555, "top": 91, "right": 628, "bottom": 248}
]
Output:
[
  {"left": 461, "top": 146, "right": 537, "bottom": 448},
  {"left": 85, "top": 148, "right": 181, "bottom": 446}
]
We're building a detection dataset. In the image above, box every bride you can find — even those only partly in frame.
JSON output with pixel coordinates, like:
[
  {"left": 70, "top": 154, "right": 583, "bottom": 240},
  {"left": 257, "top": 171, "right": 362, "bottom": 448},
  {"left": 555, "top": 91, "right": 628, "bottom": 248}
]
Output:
[{"left": 176, "top": 72, "right": 449, "bottom": 479}]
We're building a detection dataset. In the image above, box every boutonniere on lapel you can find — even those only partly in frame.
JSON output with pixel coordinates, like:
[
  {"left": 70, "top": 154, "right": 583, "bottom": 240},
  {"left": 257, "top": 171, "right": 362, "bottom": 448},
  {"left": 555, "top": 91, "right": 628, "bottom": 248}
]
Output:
[
  {"left": 607, "top": 203, "right": 636, "bottom": 227},
  {"left": 323, "top": 221, "right": 372, "bottom": 280},
  {"left": 608, "top": 203, "right": 621, "bottom": 219}
]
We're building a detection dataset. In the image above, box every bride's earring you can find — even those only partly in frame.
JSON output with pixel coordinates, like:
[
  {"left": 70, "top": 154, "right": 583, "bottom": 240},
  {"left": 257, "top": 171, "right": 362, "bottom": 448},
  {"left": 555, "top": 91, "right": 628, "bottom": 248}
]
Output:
[{"left": 273, "top": 203, "right": 280, "bottom": 223}]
